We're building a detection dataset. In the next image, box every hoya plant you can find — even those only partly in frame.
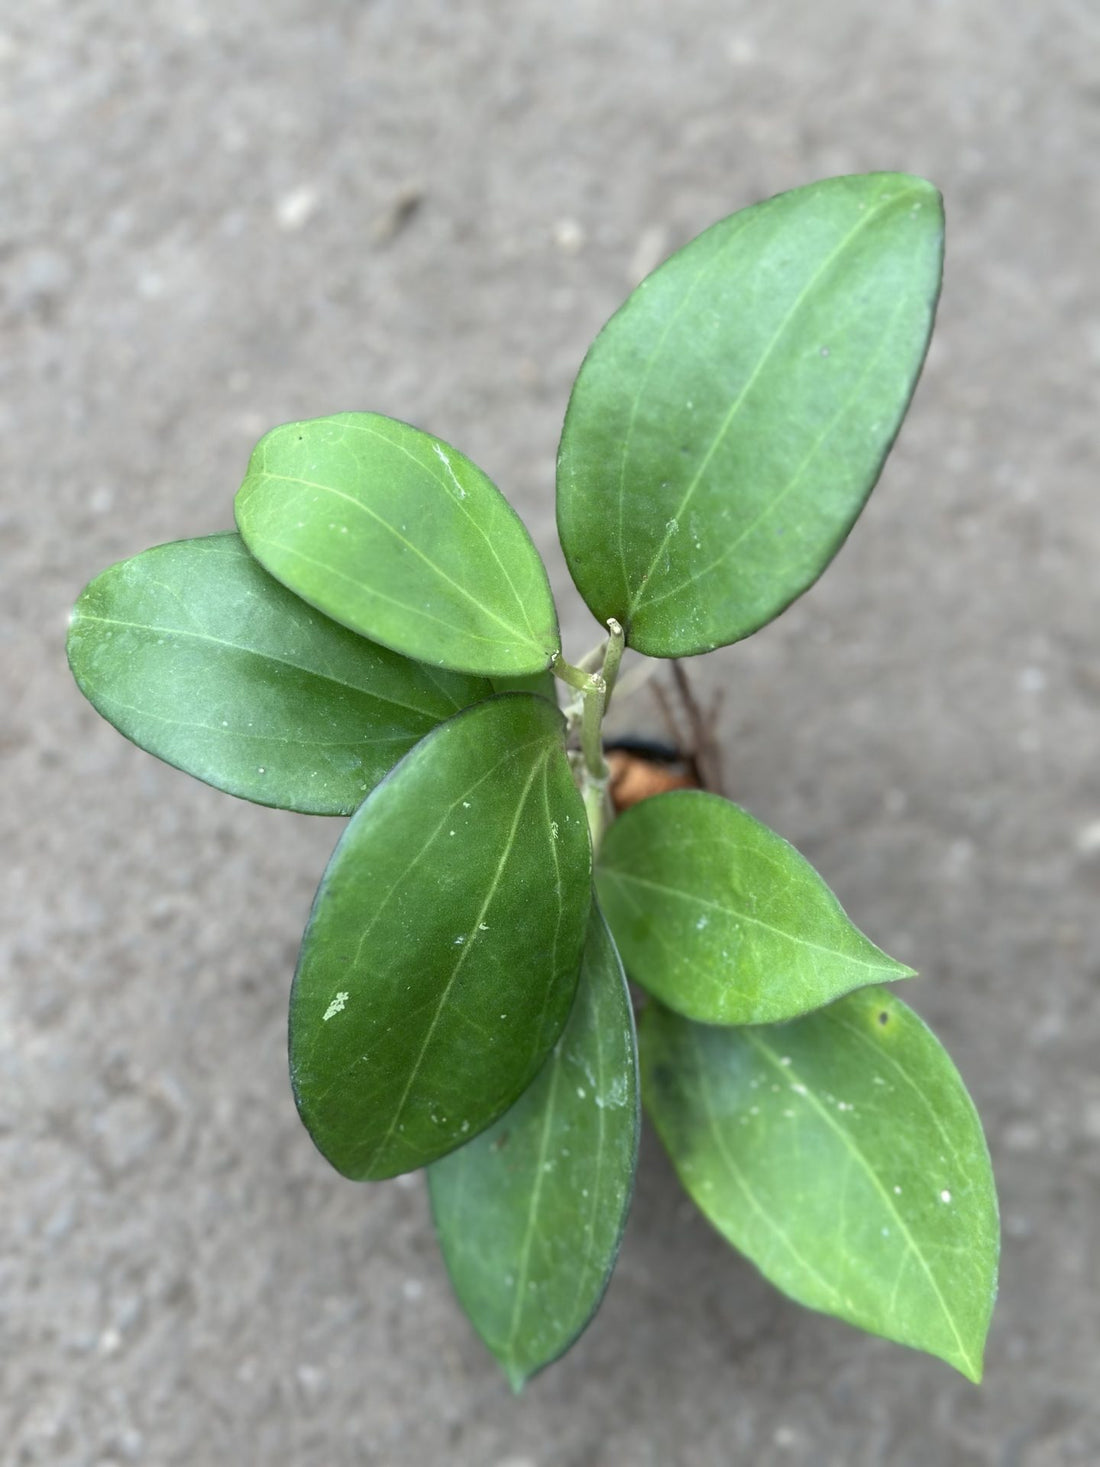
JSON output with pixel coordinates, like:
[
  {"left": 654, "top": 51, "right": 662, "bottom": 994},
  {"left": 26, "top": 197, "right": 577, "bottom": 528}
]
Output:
[{"left": 68, "top": 173, "right": 998, "bottom": 1389}]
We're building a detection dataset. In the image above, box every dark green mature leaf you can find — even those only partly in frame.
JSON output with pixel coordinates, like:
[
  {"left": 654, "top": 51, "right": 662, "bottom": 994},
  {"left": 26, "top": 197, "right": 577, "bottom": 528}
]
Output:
[
  {"left": 597, "top": 791, "right": 913, "bottom": 1024},
  {"left": 429, "top": 906, "right": 639, "bottom": 1390},
  {"left": 642, "top": 988, "right": 999, "bottom": 1381},
  {"left": 290, "top": 694, "right": 591, "bottom": 1180},
  {"left": 235, "top": 412, "right": 560, "bottom": 677},
  {"left": 66, "top": 534, "right": 492, "bottom": 814},
  {"left": 557, "top": 173, "right": 944, "bottom": 655}
]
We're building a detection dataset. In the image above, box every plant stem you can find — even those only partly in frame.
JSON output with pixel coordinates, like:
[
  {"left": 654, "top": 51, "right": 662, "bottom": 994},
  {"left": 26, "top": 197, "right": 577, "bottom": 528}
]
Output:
[
  {"left": 602, "top": 618, "right": 625, "bottom": 700},
  {"left": 553, "top": 620, "right": 625, "bottom": 853},
  {"left": 580, "top": 673, "right": 608, "bottom": 778},
  {"left": 582, "top": 769, "right": 612, "bottom": 854}
]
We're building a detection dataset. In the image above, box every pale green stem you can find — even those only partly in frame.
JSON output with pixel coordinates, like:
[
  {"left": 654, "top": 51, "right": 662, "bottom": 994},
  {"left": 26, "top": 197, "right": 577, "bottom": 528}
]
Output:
[
  {"left": 601, "top": 618, "right": 625, "bottom": 701},
  {"left": 552, "top": 620, "right": 626, "bottom": 852},
  {"left": 580, "top": 674, "right": 608, "bottom": 779},
  {"left": 582, "top": 769, "right": 613, "bottom": 855}
]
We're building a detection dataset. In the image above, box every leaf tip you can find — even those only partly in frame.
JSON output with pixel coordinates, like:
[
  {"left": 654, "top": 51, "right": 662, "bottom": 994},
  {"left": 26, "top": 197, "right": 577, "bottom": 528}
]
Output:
[
  {"left": 950, "top": 1338, "right": 986, "bottom": 1385},
  {"left": 502, "top": 1357, "right": 531, "bottom": 1394}
]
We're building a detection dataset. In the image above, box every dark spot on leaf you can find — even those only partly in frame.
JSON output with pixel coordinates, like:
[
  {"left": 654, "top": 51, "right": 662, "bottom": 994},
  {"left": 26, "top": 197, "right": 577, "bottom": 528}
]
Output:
[{"left": 877, "top": 1010, "right": 890, "bottom": 1026}]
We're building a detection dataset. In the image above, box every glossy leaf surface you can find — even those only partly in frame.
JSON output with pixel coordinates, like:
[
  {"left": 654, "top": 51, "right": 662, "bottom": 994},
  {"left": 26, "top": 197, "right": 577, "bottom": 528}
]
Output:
[
  {"left": 429, "top": 906, "right": 639, "bottom": 1390},
  {"left": 290, "top": 695, "right": 591, "bottom": 1180},
  {"left": 597, "top": 791, "right": 913, "bottom": 1024},
  {"left": 642, "top": 988, "right": 999, "bottom": 1380},
  {"left": 236, "top": 412, "right": 559, "bottom": 676},
  {"left": 557, "top": 173, "right": 944, "bottom": 655},
  {"left": 66, "top": 534, "right": 491, "bottom": 814}
]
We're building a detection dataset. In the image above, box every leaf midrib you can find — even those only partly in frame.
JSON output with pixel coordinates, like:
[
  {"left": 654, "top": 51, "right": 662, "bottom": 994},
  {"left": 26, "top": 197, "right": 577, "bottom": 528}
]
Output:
[
  {"left": 362, "top": 748, "right": 553, "bottom": 1173},
  {"left": 74, "top": 610, "right": 457, "bottom": 721},
  {"left": 685, "top": 1025, "right": 845, "bottom": 1307},
  {"left": 610, "top": 207, "right": 763, "bottom": 609},
  {"left": 503, "top": 1045, "right": 562, "bottom": 1376},
  {"left": 250, "top": 468, "right": 545, "bottom": 652},
  {"left": 303, "top": 728, "right": 555, "bottom": 1108},
  {"left": 743, "top": 1029, "right": 978, "bottom": 1377},
  {"left": 625, "top": 186, "right": 916, "bottom": 619},
  {"left": 253, "top": 534, "right": 537, "bottom": 656},
  {"left": 598, "top": 867, "right": 899, "bottom": 973},
  {"left": 334, "top": 416, "right": 544, "bottom": 647},
  {"left": 636, "top": 288, "right": 912, "bottom": 617}
]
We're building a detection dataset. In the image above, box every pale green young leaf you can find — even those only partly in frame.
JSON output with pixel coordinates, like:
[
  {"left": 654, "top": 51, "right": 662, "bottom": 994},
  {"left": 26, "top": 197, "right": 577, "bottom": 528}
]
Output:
[
  {"left": 236, "top": 412, "right": 559, "bottom": 677},
  {"left": 557, "top": 173, "right": 943, "bottom": 655},
  {"left": 641, "top": 988, "right": 999, "bottom": 1381},
  {"left": 290, "top": 695, "right": 591, "bottom": 1181},
  {"left": 596, "top": 790, "right": 913, "bottom": 1025},
  {"left": 66, "top": 533, "right": 492, "bottom": 814},
  {"left": 428, "top": 905, "right": 639, "bottom": 1390}
]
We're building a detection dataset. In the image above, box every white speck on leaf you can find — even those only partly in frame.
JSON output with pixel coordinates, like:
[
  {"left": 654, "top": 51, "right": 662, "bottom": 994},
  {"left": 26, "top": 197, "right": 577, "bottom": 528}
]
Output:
[
  {"left": 940, "top": 1189, "right": 952, "bottom": 1204},
  {"left": 323, "top": 991, "right": 349, "bottom": 1022}
]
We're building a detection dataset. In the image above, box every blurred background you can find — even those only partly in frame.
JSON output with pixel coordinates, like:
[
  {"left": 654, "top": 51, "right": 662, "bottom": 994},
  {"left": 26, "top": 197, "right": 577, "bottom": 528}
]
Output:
[{"left": 3, "top": 2, "right": 1098, "bottom": 1463}]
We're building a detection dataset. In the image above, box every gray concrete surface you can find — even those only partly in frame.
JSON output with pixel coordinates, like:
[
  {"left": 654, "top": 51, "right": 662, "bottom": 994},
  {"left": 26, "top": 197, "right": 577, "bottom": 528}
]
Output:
[{"left": 3, "top": 1, "right": 1099, "bottom": 1462}]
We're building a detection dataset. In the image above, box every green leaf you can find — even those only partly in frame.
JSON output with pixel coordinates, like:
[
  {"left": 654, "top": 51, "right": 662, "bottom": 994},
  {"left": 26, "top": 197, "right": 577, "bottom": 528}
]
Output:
[
  {"left": 641, "top": 988, "right": 999, "bottom": 1381},
  {"left": 490, "top": 665, "right": 559, "bottom": 703},
  {"left": 290, "top": 694, "right": 591, "bottom": 1180},
  {"left": 235, "top": 412, "right": 560, "bottom": 677},
  {"left": 66, "top": 534, "right": 493, "bottom": 814},
  {"left": 596, "top": 790, "right": 913, "bottom": 1025},
  {"left": 428, "top": 905, "right": 639, "bottom": 1391},
  {"left": 557, "top": 173, "right": 944, "bottom": 655}
]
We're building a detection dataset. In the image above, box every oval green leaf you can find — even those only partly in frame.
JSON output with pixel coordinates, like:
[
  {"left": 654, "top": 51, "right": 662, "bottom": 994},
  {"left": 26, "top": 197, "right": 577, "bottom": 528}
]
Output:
[
  {"left": 66, "top": 534, "right": 493, "bottom": 814},
  {"left": 235, "top": 412, "right": 559, "bottom": 677},
  {"left": 641, "top": 988, "right": 999, "bottom": 1381},
  {"left": 428, "top": 905, "right": 639, "bottom": 1391},
  {"left": 596, "top": 790, "right": 913, "bottom": 1025},
  {"left": 557, "top": 173, "right": 944, "bottom": 655},
  {"left": 290, "top": 694, "right": 591, "bottom": 1180}
]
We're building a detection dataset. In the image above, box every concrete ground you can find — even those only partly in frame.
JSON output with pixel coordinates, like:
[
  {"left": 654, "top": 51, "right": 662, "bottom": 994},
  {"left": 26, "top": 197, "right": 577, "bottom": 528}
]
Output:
[{"left": 3, "top": 2, "right": 1098, "bottom": 1463}]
